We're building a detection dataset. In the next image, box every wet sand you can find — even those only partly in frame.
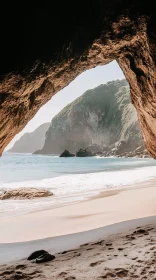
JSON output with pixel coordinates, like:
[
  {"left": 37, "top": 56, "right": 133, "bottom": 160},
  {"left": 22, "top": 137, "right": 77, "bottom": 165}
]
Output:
[
  {"left": 1, "top": 217, "right": 156, "bottom": 279},
  {"left": 1, "top": 182, "right": 156, "bottom": 243}
]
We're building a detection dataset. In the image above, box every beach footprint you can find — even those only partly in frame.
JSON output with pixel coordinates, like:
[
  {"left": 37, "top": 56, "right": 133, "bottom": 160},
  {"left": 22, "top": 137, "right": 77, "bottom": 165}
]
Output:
[
  {"left": 114, "top": 268, "right": 128, "bottom": 278},
  {"left": 90, "top": 260, "right": 104, "bottom": 267}
]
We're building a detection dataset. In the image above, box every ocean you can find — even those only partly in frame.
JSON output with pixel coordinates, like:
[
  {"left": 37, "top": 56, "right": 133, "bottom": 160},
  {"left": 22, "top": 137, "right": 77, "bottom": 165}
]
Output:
[{"left": 0, "top": 152, "right": 156, "bottom": 218}]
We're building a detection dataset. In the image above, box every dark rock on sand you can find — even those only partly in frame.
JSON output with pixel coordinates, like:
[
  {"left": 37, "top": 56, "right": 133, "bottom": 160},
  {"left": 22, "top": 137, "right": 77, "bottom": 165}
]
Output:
[
  {"left": 27, "top": 250, "right": 48, "bottom": 260},
  {"left": 60, "top": 150, "right": 75, "bottom": 157},
  {"left": 133, "top": 229, "right": 149, "bottom": 235},
  {"left": 36, "top": 253, "right": 55, "bottom": 263},
  {"left": 76, "top": 148, "right": 94, "bottom": 157},
  {"left": 0, "top": 188, "right": 53, "bottom": 200}
]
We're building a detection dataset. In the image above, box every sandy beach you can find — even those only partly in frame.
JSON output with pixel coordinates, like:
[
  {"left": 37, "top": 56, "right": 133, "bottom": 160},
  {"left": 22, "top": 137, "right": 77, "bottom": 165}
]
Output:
[
  {"left": 1, "top": 180, "right": 156, "bottom": 243},
  {"left": 1, "top": 181, "right": 156, "bottom": 279},
  {"left": 1, "top": 217, "right": 156, "bottom": 279}
]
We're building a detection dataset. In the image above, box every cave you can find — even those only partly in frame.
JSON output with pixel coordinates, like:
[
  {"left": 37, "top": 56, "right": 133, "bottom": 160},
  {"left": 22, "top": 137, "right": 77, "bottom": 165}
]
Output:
[{"left": 0, "top": 1, "right": 156, "bottom": 158}]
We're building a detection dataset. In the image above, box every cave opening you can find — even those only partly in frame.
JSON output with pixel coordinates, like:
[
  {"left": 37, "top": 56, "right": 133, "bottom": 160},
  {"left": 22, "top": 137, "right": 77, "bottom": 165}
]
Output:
[
  {"left": 4, "top": 60, "right": 145, "bottom": 158},
  {"left": 5, "top": 61, "right": 124, "bottom": 152},
  {"left": 1, "top": 1, "right": 156, "bottom": 274},
  {"left": 1, "top": 58, "right": 156, "bottom": 275},
  {"left": 1, "top": 59, "right": 155, "bottom": 222}
]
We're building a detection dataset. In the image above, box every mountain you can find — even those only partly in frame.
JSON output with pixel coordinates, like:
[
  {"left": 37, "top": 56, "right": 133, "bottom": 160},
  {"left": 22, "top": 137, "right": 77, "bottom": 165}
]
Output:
[
  {"left": 8, "top": 123, "right": 50, "bottom": 153},
  {"left": 34, "top": 79, "right": 144, "bottom": 155}
]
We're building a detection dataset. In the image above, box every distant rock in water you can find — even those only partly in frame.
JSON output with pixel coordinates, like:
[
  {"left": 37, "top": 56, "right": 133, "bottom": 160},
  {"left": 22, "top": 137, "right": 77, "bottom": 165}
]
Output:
[
  {"left": 8, "top": 123, "right": 50, "bottom": 153},
  {"left": 60, "top": 150, "right": 75, "bottom": 157},
  {"left": 35, "top": 79, "right": 145, "bottom": 156},
  {"left": 0, "top": 188, "right": 53, "bottom": 200},
  {"left": 76, "top": 148, "right": 94, "bottom": 157}
]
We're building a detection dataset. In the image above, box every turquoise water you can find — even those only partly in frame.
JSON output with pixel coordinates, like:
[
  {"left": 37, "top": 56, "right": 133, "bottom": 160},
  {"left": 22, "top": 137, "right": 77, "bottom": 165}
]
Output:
[
  {"left": 0, "top": 152, "right": 156, "bottom": 217},
  {"left": 1, "top": 152, "right": 156, "bottom": 183}
]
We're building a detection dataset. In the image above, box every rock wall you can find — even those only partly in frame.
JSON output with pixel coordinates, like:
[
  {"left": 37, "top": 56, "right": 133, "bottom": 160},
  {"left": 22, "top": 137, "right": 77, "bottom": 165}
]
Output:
[
  {"left": 35, "top": 80, "right": 143, "bottom": 155},
  {"left": 0, "top": 1, "right": 156, "bottom": 157}
]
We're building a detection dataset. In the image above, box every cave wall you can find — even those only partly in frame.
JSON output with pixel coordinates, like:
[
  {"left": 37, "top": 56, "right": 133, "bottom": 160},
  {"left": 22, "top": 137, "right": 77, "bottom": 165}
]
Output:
[{"left": 0, "top": 1, "right": 156, "bottom": 157}]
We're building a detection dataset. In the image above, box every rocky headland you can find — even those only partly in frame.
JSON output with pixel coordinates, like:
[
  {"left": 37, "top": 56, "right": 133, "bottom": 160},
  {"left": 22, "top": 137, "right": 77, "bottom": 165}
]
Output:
[
  {"left": 8, "top": 123, "right": 50, "bottom": 153},
  {"left": 35, "top": 80, "right": 147, "bottom": 158}
]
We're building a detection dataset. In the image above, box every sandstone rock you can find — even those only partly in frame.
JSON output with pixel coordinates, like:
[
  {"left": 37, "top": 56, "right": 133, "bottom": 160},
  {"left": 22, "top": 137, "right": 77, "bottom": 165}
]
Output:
[
  {"left": 0, "top": 188, "right": 53, "bottom": 200},
  {"left": 76, "top": 148, "right": 94, "bottom": 157},
  {"left": 60, "top": 150, "right": 75, "bottom": 157}
]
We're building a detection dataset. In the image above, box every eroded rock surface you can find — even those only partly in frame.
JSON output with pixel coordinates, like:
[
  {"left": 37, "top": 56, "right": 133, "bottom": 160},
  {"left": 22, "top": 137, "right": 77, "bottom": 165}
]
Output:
[
  {"left": 0, "top": 188, "right": 53, "bottom": 200},
  {"left": 0, "top": 1, "right": 156, "bottom": 157}
]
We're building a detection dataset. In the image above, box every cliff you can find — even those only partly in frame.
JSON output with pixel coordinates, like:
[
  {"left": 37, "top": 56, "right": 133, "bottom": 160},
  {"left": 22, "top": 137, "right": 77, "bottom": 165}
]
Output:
[
  {"left": 35, "top": 80, "right": 143, "bottom": 155},
  {"left": 8, "top": 123, "right": 50, "bottom": 153}
]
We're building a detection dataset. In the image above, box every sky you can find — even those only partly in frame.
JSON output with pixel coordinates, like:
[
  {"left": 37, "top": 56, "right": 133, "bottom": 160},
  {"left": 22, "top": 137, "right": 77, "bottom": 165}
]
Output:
[{"left": 6, "top": 61, "right": 125, "bottom": 150}]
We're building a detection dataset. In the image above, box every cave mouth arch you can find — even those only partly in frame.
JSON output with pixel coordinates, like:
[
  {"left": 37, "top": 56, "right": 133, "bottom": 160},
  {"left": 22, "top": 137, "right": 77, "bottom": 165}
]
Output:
[
  {"left": 5, "top": 61, "right": 126, "bottom": 152},
  {"left": 5, "top": 60, "right": 146, "bottom": 160},
  {"left": 0, "top": 2, "right": 156, "bottom": 158}
]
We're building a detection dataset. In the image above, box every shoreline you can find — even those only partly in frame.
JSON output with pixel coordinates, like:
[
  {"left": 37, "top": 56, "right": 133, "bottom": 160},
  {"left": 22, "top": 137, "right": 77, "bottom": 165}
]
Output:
[
  {"left": 1, "top": 179, "right": 156, "bottom": 244},
  {"left": 4, "top": 151, "right": 151, "bottom": 157},
  {"left": 0, "top": 216, "right": 156, "bottom": 265},
  {"left": 1, "top": 155, "right": 156, "bottom": 221},
  {"left": 1, "top": 178, "right": 156, "bottom": 220}
]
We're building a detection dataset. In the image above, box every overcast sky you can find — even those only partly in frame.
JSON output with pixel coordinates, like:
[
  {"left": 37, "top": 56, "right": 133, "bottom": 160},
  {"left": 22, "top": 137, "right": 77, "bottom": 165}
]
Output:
[{"left": 6, "top": 61, "right": 125, "bottom": 150}]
